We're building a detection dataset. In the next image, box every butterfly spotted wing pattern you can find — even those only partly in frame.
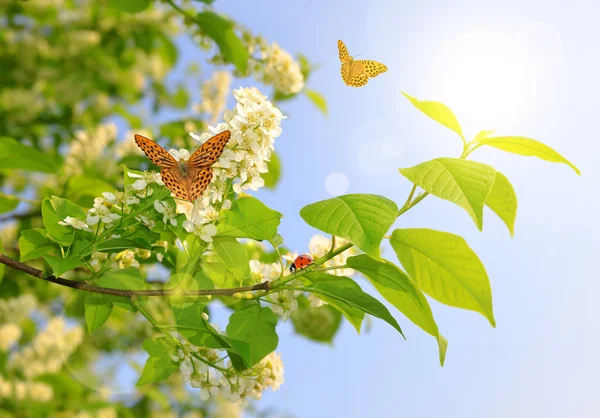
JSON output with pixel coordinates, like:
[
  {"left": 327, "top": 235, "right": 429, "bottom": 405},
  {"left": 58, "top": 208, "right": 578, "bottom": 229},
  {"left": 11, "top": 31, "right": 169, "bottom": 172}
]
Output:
[
  {"left": 134, "top": 134, "right": 178, "bottom": 168},
  {"left": 187, "top": 130, "right": 231, "bottom": 167},
  {"left": 134, "top": 131, "right": 231, "bottom": 202},
  {"left": 337, "top": 39, "right": 388, "bottom": 87}
]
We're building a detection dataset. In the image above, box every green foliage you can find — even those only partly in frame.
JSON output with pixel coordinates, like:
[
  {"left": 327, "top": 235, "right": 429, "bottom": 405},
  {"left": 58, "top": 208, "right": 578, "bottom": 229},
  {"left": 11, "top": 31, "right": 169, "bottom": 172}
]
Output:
[
  {"left": 96, "top": 268, "right": 147, "bottom": 312},
  {"left": 108, "top": 0, "right": 151, "bottom": 13},
  {"left": 263, "top": 152, "right": 282, "bottom": 189},
  {"left": 0, "top": 193, "right": 19, "bottom": 214},
  {"left": 226, "top": 304, "right": 279, "bottom": 367},
  {"left": 291, "top": 297, "right": 342, "bottom": 343},
  {"left": 304, "top": 89, "right": 328, "bottom": 115},
  {"left": 195, "top": 12, "right": 249, "bottom": 72},
  {"left": 474, "top": 136, "right": 580, "bottom": 174},
  {"left": 84, "top": 295, "right": 114, "bottom": 333},
  {"left": 42, "top": 254, "right": 83, "bottom": 276},
  {"left": 302, "top": 274, "right": 404, "bottom": 337},
  {"left": 346, "top": 255, "right": 446, "bottom": 365},
  {"left": 0, "top": 137, "right": 59, "bottom": 173},
  {"left": 402, "top": 92, "right": 464, "bottom": 140},
  {"left": 485, "top": 170, "right": 518, "bottom": 236},
  {"left": 399, "top": 158, "right": 496, "bottom": 230},
  {"left": 42, "top": 197, "right": 86, "bottom": 246},
  {"left": 137, "top": 337, "right": 179, "bottom": 386},
  {"left": 19, "top": 229, "right": 58, "bottom": 261},
  {"left": 300, "top": 194, "right": 398, "bottom": 259},
  {"left": 390, "top": 228, "right": 495, "bottom": 326},
  {"left": 217, "top": 196, "right": 282, "bottom": 241},
  {"left": 211, "top": 236, "right": 251, "bottom": 285}
]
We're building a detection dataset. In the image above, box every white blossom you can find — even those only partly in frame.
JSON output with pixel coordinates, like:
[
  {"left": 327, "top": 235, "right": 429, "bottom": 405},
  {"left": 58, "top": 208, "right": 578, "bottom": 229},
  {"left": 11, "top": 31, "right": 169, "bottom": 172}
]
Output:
[
  {"left": 250, "top": 260, "right": 298, "bottom": 320},
  {"left": 0, "top": 323, "right": 22, "bottom": 351},
  {"left": 86, "top": 197, "right": 121, "bottom": 226},
  {"left": 115, "top": 250, "right": 140, "bottom": 269},
  {"left": 63, "top": 123, "right": 117, "bottom": 176},
  {"left": 195, "top": 71, "right": 232, "bottom": 125},
  {"left": 58, "top": 216, "right": 92, "bottom": 232},
  {"left": 258, "top": 42, "right": 304, "bottom": 95},
  {"left": 8, "top": 317, "right": 83, "bottom": 379},
  {"left": 102, "top": 191, "right": 139, "bottom": 207},
  {"left": 0, "top": 295, "right": 37, "bottom": 324},
  {"left": 309, "top": 235, "right": 357, "bottom": 277},
  {"left": 128, "top": 170, "right": 164, "bottom": 190},
  {"left": 182, "top": 220, "right": 217, "bottom": 243},
  {"left": 168, "top": 148, "right": 190, "bottom": 161},
  {"left": 154, "top": 200, "right": 177, "bottom": 227}
]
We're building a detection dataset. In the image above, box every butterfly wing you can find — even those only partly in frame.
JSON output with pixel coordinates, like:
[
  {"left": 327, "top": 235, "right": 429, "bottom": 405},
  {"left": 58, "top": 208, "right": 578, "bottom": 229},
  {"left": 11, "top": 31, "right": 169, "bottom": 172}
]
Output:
[
  {"left": 338, "top": 39, "right": 350, "bottom": 63},
  {"left": 187, "top": 167, "right": 214, "bottom": 201},
  {"left": 187, "top": 130, "right": 231, "bottom": 168},
  {"left": 160, "top": 168, "right": 190, "bottom": 201},
  {"left": 359, "top": 60, "right": 388, "bottom": 78},
  {"left": 347, "top": 73, "right": 369, "bottom": 87},
  {"left": 341, "top": 62, "right": 351, "bottom": 85},
  {"left": 134, "top": 134, "right": 178, "bottom": 168}
]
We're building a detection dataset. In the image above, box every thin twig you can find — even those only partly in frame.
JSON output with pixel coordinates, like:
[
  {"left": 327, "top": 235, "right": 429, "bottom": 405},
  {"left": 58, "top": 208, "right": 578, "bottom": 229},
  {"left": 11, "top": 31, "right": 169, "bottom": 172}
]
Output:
[{"left": 0, "top": 253, "right": 270, "bottom": 297}]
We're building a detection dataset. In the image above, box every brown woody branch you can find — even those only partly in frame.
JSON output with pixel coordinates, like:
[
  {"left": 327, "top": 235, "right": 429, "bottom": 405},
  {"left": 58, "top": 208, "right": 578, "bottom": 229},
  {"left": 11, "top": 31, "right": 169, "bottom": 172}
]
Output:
[{"left": 0, "top": 253, "right": 270, "bottom": 297}]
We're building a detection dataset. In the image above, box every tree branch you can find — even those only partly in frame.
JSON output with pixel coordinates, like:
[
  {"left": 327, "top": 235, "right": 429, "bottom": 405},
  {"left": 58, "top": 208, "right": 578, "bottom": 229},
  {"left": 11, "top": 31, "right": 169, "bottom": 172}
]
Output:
[{"left": 0, "top": 253, "right": 270, "bottom": 297}]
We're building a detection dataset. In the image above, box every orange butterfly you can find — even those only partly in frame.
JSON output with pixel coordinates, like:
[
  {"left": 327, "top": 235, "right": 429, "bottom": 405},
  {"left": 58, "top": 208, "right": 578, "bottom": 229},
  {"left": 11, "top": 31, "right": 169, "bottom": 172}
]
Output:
[
  {"left": 338, "top": 39, "right": 387, "bottom": 87},
  {"left": 134, "top": 131, "right": 231, "bottom": 202}
]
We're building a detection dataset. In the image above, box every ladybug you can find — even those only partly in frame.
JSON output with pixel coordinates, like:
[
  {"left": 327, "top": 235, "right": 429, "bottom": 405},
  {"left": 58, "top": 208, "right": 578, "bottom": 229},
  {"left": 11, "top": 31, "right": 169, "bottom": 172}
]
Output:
[{"left": 289, "top": 254, "right": 314, "bottom": 273}]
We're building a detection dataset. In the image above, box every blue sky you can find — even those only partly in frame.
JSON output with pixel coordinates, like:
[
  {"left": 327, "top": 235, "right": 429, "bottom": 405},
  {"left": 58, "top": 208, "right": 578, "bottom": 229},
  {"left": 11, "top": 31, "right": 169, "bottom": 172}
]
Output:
[{"left": 160, "top": 0, "right": 600, "bottom": 416}]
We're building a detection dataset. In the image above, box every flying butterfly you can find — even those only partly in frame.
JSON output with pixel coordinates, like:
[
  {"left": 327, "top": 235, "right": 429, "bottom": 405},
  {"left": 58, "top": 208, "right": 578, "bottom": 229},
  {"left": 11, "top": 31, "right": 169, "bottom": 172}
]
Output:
[
  {"left": 338, "top": 39, "right": 387, "bottom": 87},
  {"left": 134, "top": 131, "right": 231, "bottom": 202}
]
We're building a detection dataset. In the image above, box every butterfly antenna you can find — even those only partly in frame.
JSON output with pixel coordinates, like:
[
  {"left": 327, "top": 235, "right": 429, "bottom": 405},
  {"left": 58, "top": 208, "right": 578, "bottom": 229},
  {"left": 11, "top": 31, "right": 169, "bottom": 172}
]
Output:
[{"left": 352, "top": 53, "right": 363, "bottom": 58}]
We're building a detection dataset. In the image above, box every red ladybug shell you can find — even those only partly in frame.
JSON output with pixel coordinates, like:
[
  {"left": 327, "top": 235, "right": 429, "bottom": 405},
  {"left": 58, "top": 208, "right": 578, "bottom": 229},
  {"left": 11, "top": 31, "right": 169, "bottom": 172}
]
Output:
[{"left": 289, "top": 254, "right": 314, "bottom": 273}]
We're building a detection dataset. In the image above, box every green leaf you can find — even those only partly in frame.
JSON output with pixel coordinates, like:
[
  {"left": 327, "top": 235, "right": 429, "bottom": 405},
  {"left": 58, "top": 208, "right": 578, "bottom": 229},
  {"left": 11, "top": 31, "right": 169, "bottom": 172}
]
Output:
[
  {"left": 0, "top": 194, "right": 19, "bottom": 214},
  {"left": 401, "top": 92, "right": 463, "bottom": 139},
  {"left": 346, "top": 255, "right": 446, "bottom": 365},
  {"left": 399, "top": 158, "right": 496, "bottom": 230},
  {"left": 42, "top": 255, "right": 83, "bottom": 276},
  {"left": 195, "top": 12, "right": 249, "bottom": 72},
  {"left": 304, "top": 273, "right": 365, "bottom": 333},
  {"left": 96, "top": 238, "right": 154, "bottom": 253},
  {"left": 96, "top": 268, "right": 146, "bottom": 311},
  {"left": 302, "top": 274, "right": 404, "bottom": 338},
  {"left": 171, "top": 303, "right": 229, "bottom": 348},
  {"left": 262, "top": 152, "right": 282, "bottom": 190},
  {"left": 226, "top": 304, "right": 279, "bottom": 367},
  {"left": 137, "top": 338, "right": 179, "bottom": 386},
  {"left": 211, "top": 237, "right": 250, "bottom": 285},
  {"left": 0, "top": 137, "right": 59, "bottom": 173},
  {"left": 300, "top": 194, "right": 397, "bottom": 259},
  {"left": 217, "top": 196, "right": 282, "bottom": 241},
  {"left": 475, "top": 136, "right": 580, "bottom": 175},
  {"left": 485, "top": 171, "right": 518, "bottom": 236},
  {"left": 84, "top": 295, "right": 113, "bottom": 333},
  {"left": 19, "top": 229, "right": 58, "bottom": 262},
  {"left": 67, "top": 176, "right": 114, "bottom": 200},
  {"left": 42, "top": 196, "right": 86, "bottom": 245},
  {"left": 108, "top": 0, "right": 150, "bottom": 13},
  {"left": 473, "top": 130, "right": 496, "bottom": 142},
  {"left": 0, "top": 236, "right": 4, "bottom": 286},
  {"left": 194, "top": 0, "right": 216, "bottom": 4},
  {"left": 304, "top": 89, "right": 328, "bottom": 115},
  {"left": 390, "top": 228, "right": 495, "bottom": 326},
  {"left": 291, "top": 297, "right": 342, "bottom": 344}
]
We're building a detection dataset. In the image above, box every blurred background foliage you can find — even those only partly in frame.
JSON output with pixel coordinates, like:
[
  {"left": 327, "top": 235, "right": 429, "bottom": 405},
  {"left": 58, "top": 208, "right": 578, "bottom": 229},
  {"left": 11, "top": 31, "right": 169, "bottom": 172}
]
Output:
[{"left": 0, "top": 0, "right": 326, "bottom": 416}]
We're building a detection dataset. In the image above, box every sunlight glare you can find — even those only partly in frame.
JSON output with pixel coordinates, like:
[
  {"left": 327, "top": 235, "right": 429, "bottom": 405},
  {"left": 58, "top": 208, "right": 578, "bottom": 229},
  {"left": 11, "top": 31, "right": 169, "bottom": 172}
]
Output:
[{"left": 431, "top": 31, "right": 537, "bottom": 138}]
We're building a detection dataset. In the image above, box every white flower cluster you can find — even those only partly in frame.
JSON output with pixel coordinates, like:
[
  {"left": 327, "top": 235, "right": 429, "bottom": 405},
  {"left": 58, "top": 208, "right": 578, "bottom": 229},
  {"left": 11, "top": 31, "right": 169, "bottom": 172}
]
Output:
[
  {"left": 174, "top": 318, "right": 284, "bottom": 404},
  {"left": 0, "top": 323, "right": 22, "bottom": 351},
  {"left": 258, "top": 42, "right": 305, "bottom": 95},
  {"left": 249, "top": 260, "right": 299, "bottom": 321},
  {"left": 0, "top": 374, "right": 54, "bottom": 403},
  {"left": 309, "top": 235, "right": 357, "bottom": 277},
  {"left": 9, "top": 317, "right": 84, "bottom": 379},
  {"left": 185, "top": 86, "right": 284, "bottom": 228},
  {"left": 64, "top": 123, "right": 117, "bottom": 176},
  {"left": 196, "top": 71, "right": 232, "bottom": 125},
  {"left": 0, "top": 294, "right": 37, "bottom": 324},
  {"left": 115, "top": 129, "right": 152, "bottom": 159}
]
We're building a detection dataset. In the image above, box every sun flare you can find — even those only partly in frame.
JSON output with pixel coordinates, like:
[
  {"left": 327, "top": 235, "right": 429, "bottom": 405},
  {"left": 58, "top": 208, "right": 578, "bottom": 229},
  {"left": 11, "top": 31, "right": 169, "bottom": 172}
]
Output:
[{"left": 431, "top": 31, "right": 537, "bottom": 138}]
